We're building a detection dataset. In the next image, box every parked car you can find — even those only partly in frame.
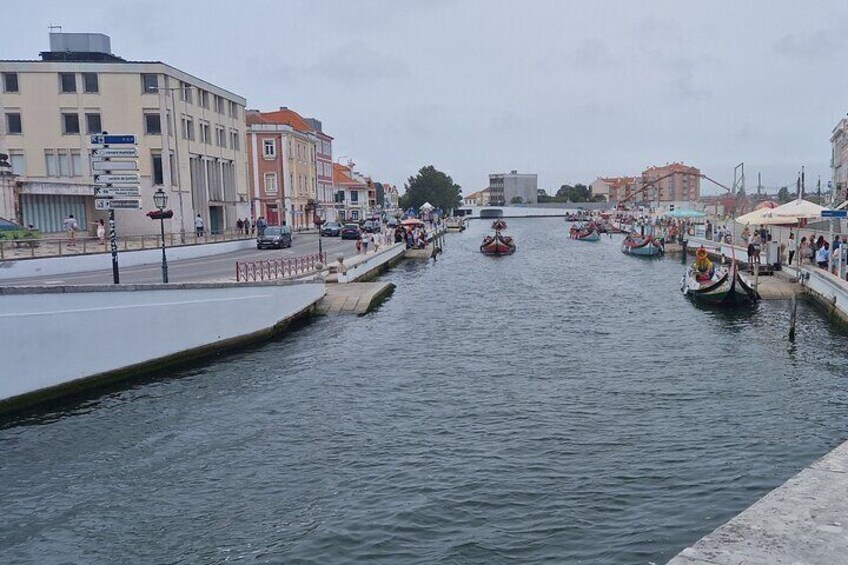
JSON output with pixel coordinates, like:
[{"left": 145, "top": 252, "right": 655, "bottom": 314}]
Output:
[
  {"left": 362, "top": 220, "right": 382, "bottom": 233},
  {"left": 340, "top": 223, "right": 362, "bottom": 240},
  {"left": 256, "top": 225, "right": 292, "bottom": 249},
  {"left": 321, "top": 222, "right": 342, "bottom": 237}
]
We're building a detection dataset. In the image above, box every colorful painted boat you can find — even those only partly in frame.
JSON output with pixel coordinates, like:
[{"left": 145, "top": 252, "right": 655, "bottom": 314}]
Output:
[
  {"left": 681, "top": 263, "right": 758, "bottom": 305},
  {"left": 481, "top": 219, "right": 516, "bottom": 255},
  {"left": 621, "top": 234, "right": 664, "bottom": 257},
  {"left": 569, "top": 226, "right": 600, "bottom": 241}
]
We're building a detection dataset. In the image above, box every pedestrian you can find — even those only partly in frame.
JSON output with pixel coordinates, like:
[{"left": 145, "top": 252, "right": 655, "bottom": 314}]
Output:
[
  {"left": 787, "top": 232, "right": 796, "bottom": 266},
  {"left": 90, "top": 218, "right": 106, "bottom": 243},
  {"left": 816, "top": 242, "right": 830, "bottom": 269},
  {"left": 244, "top": 217, "right": 251, "bottom": 236},
  {"left": 236, "top": 218, "right": 244, "bottom": 235},
  {"left": 63, "top": 213, "right": 79, "bottom": 246},
  {"left": 195, "top": 214, "right": 204, "bottom": 237},
  {"left": 361, "top": 232, "right": 370, "bottom": 254},
  {"left": 355, "top": 237, "right": 362, "bottom": 254},
  {"left": 256, "top": 216, "right": 267, "bottom": 237}
]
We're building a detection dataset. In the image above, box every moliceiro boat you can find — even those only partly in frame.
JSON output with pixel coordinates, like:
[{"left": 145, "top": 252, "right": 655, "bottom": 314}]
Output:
[
  {"left": 481, "top": 219, "right": 516, "bottom": 255},
  {"left": 621, "top": 234, "right": 664, "bottom": 257},
  {"left": 569, "top": 224, "right": 600, "bottom": 241},
  {"left": 681, "top": 247, "right": 758, "bottom": 305}
]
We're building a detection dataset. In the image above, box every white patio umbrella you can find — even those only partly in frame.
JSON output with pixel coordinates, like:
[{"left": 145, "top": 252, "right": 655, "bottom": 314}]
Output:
[
  {"left": 419, "top": 202, "right": 434, "bottom": 211},
  {"left": 764, "top": 198, "right": 826, "bottom": 221},
  {"left": 735, "top": 207, "right": 797, "bottom": 226}
]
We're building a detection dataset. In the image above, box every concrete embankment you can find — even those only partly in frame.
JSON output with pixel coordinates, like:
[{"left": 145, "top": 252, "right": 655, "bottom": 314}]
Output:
[
  {"left": 668, "top": 439, "right": 848, "bottom": 564},
  {"left": 0, "top": 280, "right": 324, "bottom": 412}
]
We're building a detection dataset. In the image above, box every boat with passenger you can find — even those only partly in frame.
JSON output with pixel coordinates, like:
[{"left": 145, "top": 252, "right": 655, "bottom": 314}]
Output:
[
  {"left": 569, "top": 222, "right": 600, "bottom": 241},
  {"left": 681, "top": 246, "right": 759, "bottom": 305}
]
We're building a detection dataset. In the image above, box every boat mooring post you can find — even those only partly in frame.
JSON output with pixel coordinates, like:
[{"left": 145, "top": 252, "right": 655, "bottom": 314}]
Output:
[{"left": 789, "top": 294, "right": 797, "bottom": 340}]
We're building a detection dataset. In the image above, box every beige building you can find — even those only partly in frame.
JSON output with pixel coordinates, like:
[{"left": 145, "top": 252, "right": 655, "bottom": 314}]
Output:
[
  {"left": 831, "top": 118, "right": 848, "bottom": 203},
  {"left": 0, "top": 32, "right": 247, "bottom": 235}
]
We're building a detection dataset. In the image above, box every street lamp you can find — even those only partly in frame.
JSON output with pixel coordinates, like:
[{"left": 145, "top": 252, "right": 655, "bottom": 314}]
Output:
[
  {"left": 310, "top": 200, "right": 325, "bottom": 259},
  {"left": 147, "top": 84, "right": 187, "bottom": 244},
  {"left": 153, "top": 188, "right": 169, "bottom": 283}
]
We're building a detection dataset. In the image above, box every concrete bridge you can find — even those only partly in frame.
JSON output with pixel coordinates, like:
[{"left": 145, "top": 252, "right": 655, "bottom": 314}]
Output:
[{"left": 459, "top": 205, "right": 591, "bottom": 219}]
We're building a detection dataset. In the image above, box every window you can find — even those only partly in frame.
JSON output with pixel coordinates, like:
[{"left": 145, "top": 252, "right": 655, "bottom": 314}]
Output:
[
  {"left": 229, "top": 101, "right": 238, "bottom": 118},
  {"left": 58, "top": 150, "right": 69, "bottom": 176},
  {"left": 70, "top": 151, "right": 82, "bottom": 176},
  {"left": 216, "top": 126, "right": 226, "bottom": 147},
  {"left": 350, "top": 190, "right": 358, "bottom": 203},
  {"left": 264, "top": 172, "right": 278, "bottom": 194},
  {"left": 85, "top": 112, "right": 102, "bottom": 134},
  {"left": 230, "top": 130, "right": 239, "bottom": 150},
  {"left": 182, "top": 116, "right": 194, "bottom": 140},
  {"left": 62, "top": 112, "right": 80, "bottom": 134},
  {"left": 59, "top": 73, "right": 76, "bottom": 93},
  {"left": 142, "top": 73, "right": 158, "bottom": 93},
  {"left": 44, "top": 151, "right": 57, "bottom": 176},
  {"left": 263, "top": 139, "right": 276, "bottom": 159},
  {"left": 144, "top": 113, "right": 161, "bottom": 135},
  {"left": 9, "top": 151, "right": 24, "bottom": 175},
  {"left": 215, "top": 95, "right": 224, "bottom": 114},
  {"left": 6, "top": 112, "right": 21, "bottom": 134},
  {"left": 152, "top": 152, "right": 164, "bottom": 185},
  {"left": 351, "top": 210, "right": 359, "bottom": 220},
  {"left": 82, "top": 73, "right": 98, "bottom": 93},
  {"left": 169, "top": 152, "right": 178, "bottom": 185},
  {"left": 2, "top": 72, "right": 18, "bottom": 93},
  {"left": 199, "top": 90, "right": 209, "bottom": 108},
  {"left": 181, "top": 81, "right": 193, "bottom": 104},
  {"left": 199, "top": 122, "right": 210, "bottom": 144}
]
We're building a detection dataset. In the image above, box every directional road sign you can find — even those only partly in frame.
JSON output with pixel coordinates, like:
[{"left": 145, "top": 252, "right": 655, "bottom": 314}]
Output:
[
  {"left": 93, "top": 173, "right": 140, "bottom": 185},
  {"left": 90, "top": 134, "right": 137, "bottom": 145},
  {"left": 822, "top": 210, "right": 848, "bottom": 218},
  {"left": 95, "top": 198, "right": 141, "bottom": 210},
  {"left": 91, "top": 160, "right": 138, "bottom": 171},
  {"left": 94, "top": 186, "right": 140, "bottom": 197},
  {"left": 92, "top": 147, "right": 139, "bottom": 158}
]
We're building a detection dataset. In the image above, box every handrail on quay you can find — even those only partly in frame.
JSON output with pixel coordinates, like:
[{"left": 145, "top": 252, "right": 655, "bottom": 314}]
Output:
[
  {"left": 0, "top": 228, "right": 256, "bottom": 261},
  {"left": 235, "top": 252, "right": 326, "bottom": 282}
]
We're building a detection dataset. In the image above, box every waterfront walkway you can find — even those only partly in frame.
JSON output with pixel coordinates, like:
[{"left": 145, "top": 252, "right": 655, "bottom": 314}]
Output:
[{"left": 668, "top": 439, "right": 848, "bottom": 564}]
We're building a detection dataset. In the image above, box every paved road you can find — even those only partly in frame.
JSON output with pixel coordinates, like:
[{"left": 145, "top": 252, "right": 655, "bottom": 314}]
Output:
[{"left": 0, "top": 234, "right": 362, "bottom": 286}]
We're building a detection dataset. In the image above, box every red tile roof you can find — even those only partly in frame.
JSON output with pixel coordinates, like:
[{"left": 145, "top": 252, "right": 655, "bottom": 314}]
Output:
[{"left": 246, "top": 107, "right": 312, "bottom": 133}]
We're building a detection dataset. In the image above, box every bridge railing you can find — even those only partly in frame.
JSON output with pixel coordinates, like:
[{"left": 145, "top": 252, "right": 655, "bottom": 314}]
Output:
[{"left": 235, "top": 252, "right": 326, "bottom": 282}]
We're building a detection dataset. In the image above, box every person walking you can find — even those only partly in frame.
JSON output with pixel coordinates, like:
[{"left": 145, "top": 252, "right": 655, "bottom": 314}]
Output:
[
  {"left": 236, "top": 218, "right": 244, "bottom": 234},
  {"left": 361, "top": 232, "right": 370, "bottom": 254},
  {"left": 817, "top": 242, "right": 830, "bottom": 269},
  {"left": 787, "top": 232, "right": 797, "bottom": 266},
  {"left": 63, "top": 213, "right": 79, "bottom": 247},
  {"left": 195, "top": 214, "right": 204, "bottom": 237},
  {"left": 256, "top": 216, "right": 267, "bottom": 237},
  {"left": 244, "top": 218, "right": 251, "bottom": 236}
]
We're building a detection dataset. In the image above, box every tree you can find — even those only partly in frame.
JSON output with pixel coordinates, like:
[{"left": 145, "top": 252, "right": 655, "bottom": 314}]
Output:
[
  {"left": 399, "top": 165, "right": 462, "bottom": 212},
  {"left": 777, "top": 186, "right": 791, "bottom": 204},
  {"left": 556, "top": 184, "right": 574, "bottom": 199},
  {"left": 510, "top": 196, "right": 524, "bottom": 204}
]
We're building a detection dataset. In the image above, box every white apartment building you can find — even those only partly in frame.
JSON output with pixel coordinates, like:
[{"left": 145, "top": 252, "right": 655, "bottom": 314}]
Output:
[
  {"left": 832, "top": 118, "right": 848, "bottom": 204},
  {"left": 488, "top": 170, "right": 538, "bottom": 205},
  {"left": 0, "top": 32, "right": 248, "bottom": 235}
]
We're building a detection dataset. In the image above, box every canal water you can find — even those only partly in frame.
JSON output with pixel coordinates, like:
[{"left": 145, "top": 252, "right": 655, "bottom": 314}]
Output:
[{"left": 2, "top": 217, "right": 848, "bottom": 564}]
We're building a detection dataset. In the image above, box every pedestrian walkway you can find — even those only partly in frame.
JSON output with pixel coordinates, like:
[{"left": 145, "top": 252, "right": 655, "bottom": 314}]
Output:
[{"left": 668, "top": 439, "right": 848, "bottom": 564}]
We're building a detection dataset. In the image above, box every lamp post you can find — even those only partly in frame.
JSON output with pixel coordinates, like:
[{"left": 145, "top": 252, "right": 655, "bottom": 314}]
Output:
[
  {"left": 148, "top": 84, "right": 187, "bottom": 243},
  {"left": 153, "top": 188, "right": 169, "bottom": 283},
  {"left": 311, "top": 200, "right": 325, "bottom": 258}
]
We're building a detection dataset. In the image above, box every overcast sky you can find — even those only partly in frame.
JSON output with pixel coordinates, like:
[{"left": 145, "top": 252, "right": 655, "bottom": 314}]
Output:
[{"left": 7, "top": 0, "right": 848, "bottom": 195}]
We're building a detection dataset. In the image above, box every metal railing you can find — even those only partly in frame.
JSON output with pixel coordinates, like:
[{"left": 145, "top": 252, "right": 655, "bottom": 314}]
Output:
[
  {"left": 235, "top": 252, "right": 326, "bottom": 282},
  {"left": 0, "top": 228, "right": 255, "bottom": 260}
]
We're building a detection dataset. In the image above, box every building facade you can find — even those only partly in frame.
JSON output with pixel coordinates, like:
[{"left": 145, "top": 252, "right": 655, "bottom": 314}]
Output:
[
  {"left": 591, "top": 176, "right": 644, "bottom": 203},
  {"left": 332, "top": 162, "right": 369, "bottom": 221},
  {"left": 245, "top": 107, "right": 318, "bottom": 229},
  {"left": 304, "top": 117, "right": 335, "bottom": 221},
  {"left": 488, "top": 170, "right": 538, "bottom": 205},
  {"left": 0, "top": 32, "right": 247, "bottom": 235},
  {"left": 641, "top": 162, "right": 700, "bottom": 202},
  {"left": 831, "top": 119, "right": 848, "bottom": 203}
]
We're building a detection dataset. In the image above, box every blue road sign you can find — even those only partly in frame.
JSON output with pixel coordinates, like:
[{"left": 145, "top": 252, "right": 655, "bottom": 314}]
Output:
[
  {"left": 821, "top": 210, "right": 847, "bottom": 218},
  {"left": 90, "top": 134, "right": 137, "bottom": 145}
]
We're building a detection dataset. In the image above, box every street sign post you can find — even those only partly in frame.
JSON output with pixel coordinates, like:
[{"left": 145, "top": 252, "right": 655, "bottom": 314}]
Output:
[
  {"left": 90, "top": 134, "right": 136, "bottom": 145},
  {"left": 91, "top": 160, "right": 138, "bottom": 171},
  {"left": 94, "top": 186, "right": 140, "bottom": 197},
  {"left": 94, "top": 173, "right": 140, "bottom": 185},
  {"left": 95, "top": 198, "right": 141, "bottom": 210},
  {"left": 822, "top": 210, "right": 847, "bottom": 218},
  {"left": 92, "top": 147, "right": 139, "bottom": 158}
]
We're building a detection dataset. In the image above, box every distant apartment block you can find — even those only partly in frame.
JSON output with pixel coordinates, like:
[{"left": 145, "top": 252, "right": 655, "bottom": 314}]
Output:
[
  {"left": 590, "top": 176, "right": 643, "bottom": 202},
  {"left": 0, "top": 32, "right": 247, "bottom": 234},
  {"left": 832, "top": 118, "right": 848, "bottom": 202},
  {"left": 641, "top": 163, "right": 700, "bottom": 201},
  {"left": 488, "top": 170, "right": 537, "bottom": 205}
]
